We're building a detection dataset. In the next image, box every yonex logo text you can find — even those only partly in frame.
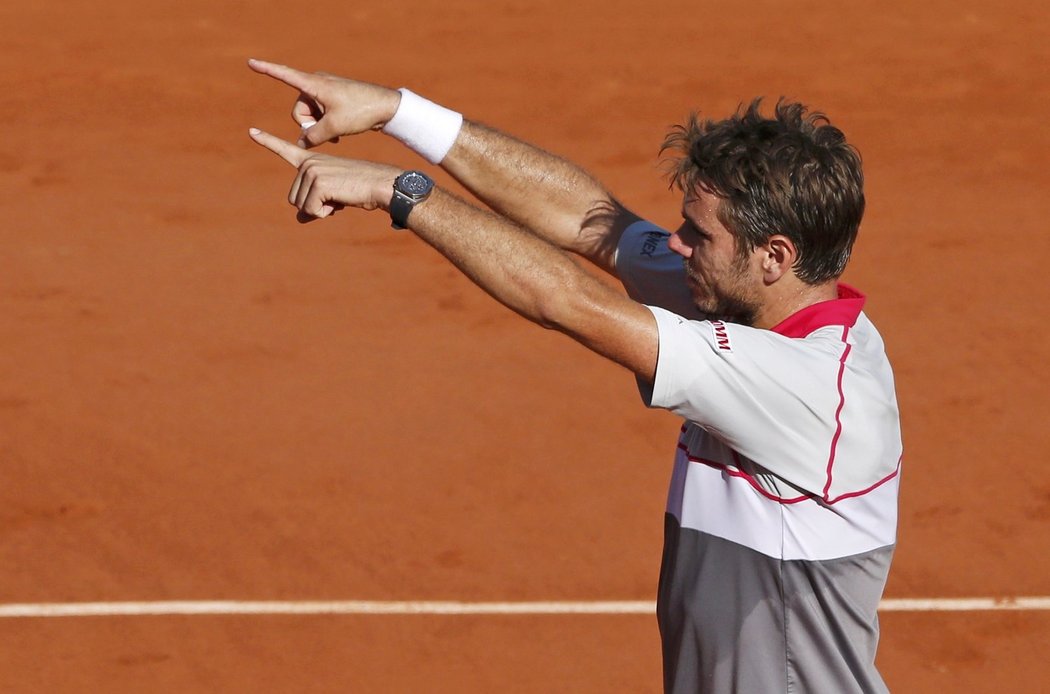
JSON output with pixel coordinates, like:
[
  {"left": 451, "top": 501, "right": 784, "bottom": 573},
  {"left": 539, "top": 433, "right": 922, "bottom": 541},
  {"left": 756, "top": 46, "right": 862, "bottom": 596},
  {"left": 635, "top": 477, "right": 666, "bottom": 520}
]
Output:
[{"left": 640, "top": 231, "right": 664, "bottom": 258}]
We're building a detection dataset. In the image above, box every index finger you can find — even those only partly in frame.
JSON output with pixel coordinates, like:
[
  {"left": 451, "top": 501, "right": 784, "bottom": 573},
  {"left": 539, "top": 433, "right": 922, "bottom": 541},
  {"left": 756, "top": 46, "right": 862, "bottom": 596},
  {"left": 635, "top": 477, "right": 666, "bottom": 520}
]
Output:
[
  {"left": 248, "top": 58, "right": 318, "bottom": 96},
  {"left": 248, "top": 128, "right": 309, "bottom": 167}
]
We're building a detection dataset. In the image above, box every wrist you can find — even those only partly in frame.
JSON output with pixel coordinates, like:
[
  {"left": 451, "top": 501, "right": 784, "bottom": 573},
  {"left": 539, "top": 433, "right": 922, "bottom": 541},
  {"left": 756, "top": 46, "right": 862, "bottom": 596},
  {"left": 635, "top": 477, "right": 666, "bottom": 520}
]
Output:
[
  {"left": 381, "top": 89, "right": 464, "bottom": 165},
  {"left": 375, "top": 88, "right": 403, "bottom": 130}
]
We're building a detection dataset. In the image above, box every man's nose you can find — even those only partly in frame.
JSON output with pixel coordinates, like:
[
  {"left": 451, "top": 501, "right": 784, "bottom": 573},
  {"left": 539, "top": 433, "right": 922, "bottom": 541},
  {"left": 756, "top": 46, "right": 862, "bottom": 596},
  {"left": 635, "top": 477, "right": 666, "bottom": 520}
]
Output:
[{"left": 668, "top": 231, "right": 692, "bottom": 258}]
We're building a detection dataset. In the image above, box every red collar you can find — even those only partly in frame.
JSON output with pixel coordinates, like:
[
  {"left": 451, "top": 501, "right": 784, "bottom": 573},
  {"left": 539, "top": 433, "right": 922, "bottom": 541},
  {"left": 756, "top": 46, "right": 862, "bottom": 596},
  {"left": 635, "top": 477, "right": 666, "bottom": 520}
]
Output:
[{"left": 770, "top": 284, "right": 866, "bottom": 338}]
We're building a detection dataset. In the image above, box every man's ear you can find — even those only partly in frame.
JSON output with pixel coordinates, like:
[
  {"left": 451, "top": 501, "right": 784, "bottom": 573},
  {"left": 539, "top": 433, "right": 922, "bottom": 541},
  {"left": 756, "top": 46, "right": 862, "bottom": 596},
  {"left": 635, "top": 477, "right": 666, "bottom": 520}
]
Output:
[{"left": 761, "top": 235, "right": 798, "bottom": 283}]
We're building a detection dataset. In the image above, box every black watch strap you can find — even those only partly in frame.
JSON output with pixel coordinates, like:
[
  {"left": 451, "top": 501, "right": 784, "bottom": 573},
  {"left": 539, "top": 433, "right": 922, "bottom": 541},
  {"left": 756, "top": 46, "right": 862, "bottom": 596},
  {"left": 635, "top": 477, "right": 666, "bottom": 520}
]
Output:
[{"left": 389, "top": 190, "right": 414, "bottom": 230}]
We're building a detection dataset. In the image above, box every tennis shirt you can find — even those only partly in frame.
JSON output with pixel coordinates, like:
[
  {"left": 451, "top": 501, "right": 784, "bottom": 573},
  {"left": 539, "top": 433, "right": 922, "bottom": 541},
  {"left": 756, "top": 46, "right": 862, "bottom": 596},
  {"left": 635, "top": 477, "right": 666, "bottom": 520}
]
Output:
[{"left": 616, "top": 221, "right": 903, "bottom": 693}]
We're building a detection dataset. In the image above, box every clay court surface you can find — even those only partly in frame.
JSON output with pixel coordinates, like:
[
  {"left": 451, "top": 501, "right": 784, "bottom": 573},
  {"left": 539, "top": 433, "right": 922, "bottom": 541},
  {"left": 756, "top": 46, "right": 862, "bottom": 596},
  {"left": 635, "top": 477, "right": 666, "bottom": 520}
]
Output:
[{"left": 2, "top": 0, "right": 1049, "bottom": 691}]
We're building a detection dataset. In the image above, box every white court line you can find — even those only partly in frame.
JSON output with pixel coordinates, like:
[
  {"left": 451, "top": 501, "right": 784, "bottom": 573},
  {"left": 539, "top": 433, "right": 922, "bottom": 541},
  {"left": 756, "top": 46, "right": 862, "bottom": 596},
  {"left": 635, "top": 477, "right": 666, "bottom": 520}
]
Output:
[
  {"left": 880, "top": 597, "right": 1050, "bottom": 611},
  {"left": 1, "top": 598, "right": 1050, "bottom": 618}
]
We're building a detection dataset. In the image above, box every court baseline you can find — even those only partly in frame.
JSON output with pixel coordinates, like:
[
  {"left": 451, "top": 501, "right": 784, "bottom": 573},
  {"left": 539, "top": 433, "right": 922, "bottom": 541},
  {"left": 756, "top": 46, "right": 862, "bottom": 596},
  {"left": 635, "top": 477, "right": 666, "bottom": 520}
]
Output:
[{"left": 2, "top": 597, "right": 1049, "bottom": 618}]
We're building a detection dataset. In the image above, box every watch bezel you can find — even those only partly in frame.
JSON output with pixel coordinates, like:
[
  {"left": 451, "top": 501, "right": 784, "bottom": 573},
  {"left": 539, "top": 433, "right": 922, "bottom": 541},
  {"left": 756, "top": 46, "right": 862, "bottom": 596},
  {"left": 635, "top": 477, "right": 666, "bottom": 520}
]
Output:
[{"left": 395, "top": 170, "right": 434, "bottom": 200}]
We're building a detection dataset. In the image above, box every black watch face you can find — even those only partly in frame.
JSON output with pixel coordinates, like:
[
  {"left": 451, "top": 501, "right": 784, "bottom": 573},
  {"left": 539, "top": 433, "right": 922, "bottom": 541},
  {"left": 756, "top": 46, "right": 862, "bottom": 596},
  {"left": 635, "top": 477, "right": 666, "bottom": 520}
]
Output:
[{"left": 398, "top": 171, "right": 433, "bottom": 198}]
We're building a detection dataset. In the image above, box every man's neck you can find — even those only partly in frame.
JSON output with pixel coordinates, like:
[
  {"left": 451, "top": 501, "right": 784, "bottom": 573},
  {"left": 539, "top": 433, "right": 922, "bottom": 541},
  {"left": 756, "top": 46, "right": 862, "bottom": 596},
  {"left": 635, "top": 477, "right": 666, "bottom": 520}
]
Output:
[{"left": 751, "top": 279, "right": 839, "bottom": 330}]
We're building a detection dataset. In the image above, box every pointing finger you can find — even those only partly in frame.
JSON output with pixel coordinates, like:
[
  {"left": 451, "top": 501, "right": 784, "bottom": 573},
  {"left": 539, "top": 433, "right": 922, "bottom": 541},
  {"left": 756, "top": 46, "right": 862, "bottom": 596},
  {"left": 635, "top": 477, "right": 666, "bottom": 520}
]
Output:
[
  {"left": 248, "top": 58, "right": 319, "bottom": 96},
  {"left": 248, "top": 128, "right": 309, "bottom": 167}
]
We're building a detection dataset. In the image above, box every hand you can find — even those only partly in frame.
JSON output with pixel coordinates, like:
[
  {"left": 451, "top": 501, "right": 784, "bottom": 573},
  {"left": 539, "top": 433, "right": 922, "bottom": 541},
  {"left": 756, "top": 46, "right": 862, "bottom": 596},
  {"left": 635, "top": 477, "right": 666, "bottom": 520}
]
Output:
[
  {"left": 249, "top": 128, "right": 400, "bottom": 223},
  {"left": 248, "top": 59, "right": 402, "bottom": 149}
]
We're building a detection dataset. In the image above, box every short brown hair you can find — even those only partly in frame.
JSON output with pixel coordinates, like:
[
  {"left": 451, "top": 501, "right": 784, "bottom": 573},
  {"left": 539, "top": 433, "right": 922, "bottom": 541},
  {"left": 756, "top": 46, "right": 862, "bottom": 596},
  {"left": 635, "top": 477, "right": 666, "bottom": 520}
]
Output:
[{"left": 663, "top": 99, "right": 865, "bottom": 284}]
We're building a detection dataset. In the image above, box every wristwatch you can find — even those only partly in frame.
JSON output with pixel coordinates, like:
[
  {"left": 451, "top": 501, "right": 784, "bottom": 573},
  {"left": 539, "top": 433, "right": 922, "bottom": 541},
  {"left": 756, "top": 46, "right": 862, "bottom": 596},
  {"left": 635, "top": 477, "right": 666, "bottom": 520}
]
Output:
[{"left": 389, "top": 170, "right": 435, "bottom": 230}]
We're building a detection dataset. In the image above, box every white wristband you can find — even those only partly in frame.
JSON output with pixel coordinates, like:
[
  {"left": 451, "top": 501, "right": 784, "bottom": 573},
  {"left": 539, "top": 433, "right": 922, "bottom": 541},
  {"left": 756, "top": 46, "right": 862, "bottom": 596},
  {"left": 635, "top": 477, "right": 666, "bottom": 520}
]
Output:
[{"left": 381, "top": 88, "right": 464, "bottom": 165}]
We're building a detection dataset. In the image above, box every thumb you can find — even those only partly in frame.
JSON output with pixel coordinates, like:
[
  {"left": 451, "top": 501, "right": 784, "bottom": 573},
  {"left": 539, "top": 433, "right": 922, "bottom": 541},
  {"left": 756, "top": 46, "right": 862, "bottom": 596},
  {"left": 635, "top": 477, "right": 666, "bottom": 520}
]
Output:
[{"left": 297, "top": 119, "right": 341, "bottom": 149}]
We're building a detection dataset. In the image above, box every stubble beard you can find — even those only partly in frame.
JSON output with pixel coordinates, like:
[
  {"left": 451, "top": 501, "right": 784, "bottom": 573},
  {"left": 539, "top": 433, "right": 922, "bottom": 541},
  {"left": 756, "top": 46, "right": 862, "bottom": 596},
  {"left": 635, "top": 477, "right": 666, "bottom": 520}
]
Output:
[
  {"left": 697, "top": 291, "right": 758, "bottom": 327},
  {"left": 685, "top": 258, "right": 760, "bottom": 327}
]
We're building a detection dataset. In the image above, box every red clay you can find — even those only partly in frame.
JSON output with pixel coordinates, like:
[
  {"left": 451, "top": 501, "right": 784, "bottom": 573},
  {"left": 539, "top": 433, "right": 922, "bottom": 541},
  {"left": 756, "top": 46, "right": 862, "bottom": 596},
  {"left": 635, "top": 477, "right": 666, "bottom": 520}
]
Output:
[{"left": 1, "top": 0, "right": 1048, "bottom": 691}]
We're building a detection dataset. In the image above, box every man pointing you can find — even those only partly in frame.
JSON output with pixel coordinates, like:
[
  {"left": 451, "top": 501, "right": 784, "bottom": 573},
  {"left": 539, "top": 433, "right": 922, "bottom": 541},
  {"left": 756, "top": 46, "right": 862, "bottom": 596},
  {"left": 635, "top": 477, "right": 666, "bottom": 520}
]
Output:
[{"left": 248, "top": 58, "right": 902, "bottom": 693}]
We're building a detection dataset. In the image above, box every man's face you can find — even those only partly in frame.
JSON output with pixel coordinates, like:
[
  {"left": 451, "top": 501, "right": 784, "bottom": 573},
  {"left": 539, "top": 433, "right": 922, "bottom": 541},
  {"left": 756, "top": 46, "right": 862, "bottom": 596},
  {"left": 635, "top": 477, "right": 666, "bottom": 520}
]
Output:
[{"left": 668, "top": 188, "right": 763, "bottom": 325}]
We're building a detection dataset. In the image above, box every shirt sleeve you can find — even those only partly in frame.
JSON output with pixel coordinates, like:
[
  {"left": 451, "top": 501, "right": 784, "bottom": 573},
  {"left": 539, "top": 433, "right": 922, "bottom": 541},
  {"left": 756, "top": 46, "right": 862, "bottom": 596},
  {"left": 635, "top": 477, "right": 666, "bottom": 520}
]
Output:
[
  {"left": 643, "top": 305, "right": 849, "bottom": 495},
  {"left": 615, "top": 220, "right": 705, "bottom": 319}
]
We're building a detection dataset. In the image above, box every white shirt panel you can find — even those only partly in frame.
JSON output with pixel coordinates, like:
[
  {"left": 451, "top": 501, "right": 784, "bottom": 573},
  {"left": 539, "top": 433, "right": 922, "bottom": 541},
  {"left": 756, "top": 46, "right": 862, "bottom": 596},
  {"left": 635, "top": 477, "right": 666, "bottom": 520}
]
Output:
[
  {"left": 828, "top": 313, "right": 904, "bottom": 498},
  {"left": 671, "top": 450, "right": 899, "bottom": 561},
  {"left": 647, "top": 307, "right": 843, "bottom": 494}
]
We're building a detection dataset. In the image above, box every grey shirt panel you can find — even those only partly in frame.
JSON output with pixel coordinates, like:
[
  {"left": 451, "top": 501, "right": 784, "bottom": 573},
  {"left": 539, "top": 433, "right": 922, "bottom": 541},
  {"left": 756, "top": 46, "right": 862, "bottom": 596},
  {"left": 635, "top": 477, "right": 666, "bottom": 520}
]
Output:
[{"left": 659, "top": 516, "right": 893, "bottom": 694}]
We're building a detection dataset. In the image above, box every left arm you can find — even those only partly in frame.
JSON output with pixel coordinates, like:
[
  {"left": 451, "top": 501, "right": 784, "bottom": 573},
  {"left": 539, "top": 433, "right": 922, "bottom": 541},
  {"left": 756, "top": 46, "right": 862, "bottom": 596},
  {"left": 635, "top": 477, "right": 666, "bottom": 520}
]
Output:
[{"left": 248, "top": 128, "right": 659, "bottom": 382}]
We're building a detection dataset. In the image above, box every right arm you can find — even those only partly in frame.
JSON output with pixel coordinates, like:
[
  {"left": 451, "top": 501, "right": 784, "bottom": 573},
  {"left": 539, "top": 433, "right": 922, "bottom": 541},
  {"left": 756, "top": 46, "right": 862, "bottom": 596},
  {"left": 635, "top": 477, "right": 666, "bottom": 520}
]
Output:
[
  {"left": 247, "top": 128, "right": 659, "bottom": 383},
  {"left": 247, "top": 59, "right": 641, "bottom": 274},
  {"left": 441, "top": 120, "right": 641, "bottom": 273}
]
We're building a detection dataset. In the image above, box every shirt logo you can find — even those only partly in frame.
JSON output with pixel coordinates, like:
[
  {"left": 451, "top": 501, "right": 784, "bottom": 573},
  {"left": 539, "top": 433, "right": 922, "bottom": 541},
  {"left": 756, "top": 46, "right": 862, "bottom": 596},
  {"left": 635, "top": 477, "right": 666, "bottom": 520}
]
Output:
[{"left": 710, "top": 320, "right": 733, "bottom": 352}]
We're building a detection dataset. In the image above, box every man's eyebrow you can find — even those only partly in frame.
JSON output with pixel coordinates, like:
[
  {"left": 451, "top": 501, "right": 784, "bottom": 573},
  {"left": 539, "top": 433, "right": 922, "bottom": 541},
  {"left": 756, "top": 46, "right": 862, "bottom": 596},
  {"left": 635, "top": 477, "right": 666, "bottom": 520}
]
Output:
[{"left": 681, "top": 213, "right": 709, "bottom": 235}]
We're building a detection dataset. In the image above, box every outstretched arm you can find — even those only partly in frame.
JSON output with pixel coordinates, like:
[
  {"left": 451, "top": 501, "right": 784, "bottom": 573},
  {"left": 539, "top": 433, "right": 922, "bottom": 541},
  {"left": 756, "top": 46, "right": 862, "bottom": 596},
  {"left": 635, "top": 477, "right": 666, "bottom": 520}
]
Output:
[
  {"left": 440, "top": 121, "right": 640, "bottom": 273},
  {"left": 247, "top": 127, "right": 658, "bottom": 382},
  {"left": 248, "top": 59, "right": 641, "bottom": 273}
]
